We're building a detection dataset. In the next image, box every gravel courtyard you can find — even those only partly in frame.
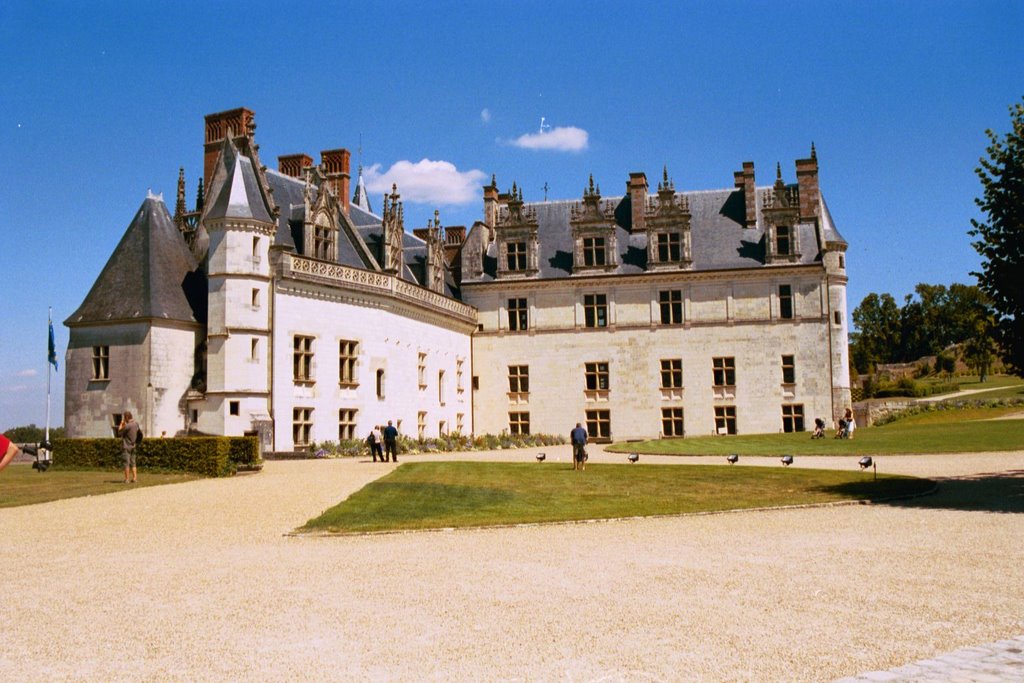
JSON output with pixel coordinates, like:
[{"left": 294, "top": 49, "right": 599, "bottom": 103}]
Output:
[{"left": 1, "top": 448, "right": 1021, "bottom": 681}]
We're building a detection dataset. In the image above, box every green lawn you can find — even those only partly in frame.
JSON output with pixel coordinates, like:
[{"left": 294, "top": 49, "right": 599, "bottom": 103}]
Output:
[
  {"left": 0, "top": 465, "right": 199, "bottom": 508},
  {"left": 608, "top": 410, "right": 1024, "bottom": 456},
  {"left": 300, "top": 461, "right": 932, "bottom": 534}
]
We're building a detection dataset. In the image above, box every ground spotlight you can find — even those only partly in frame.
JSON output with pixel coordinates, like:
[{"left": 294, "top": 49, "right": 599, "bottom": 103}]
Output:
[
  {"left": 858, "top": 456, "right": 873, "bottom": 470},
  {"left": 726, "top": 454, "right": 739, "bottom": 465},
  {"left": 781, "top": 455, "right": 793, "bottom": 466},
  {"left": 536, "top": 452, "right": 546, "bottom": 462},
  {"left": 627, "top": 453, "right": 639, "bottom": 463}
]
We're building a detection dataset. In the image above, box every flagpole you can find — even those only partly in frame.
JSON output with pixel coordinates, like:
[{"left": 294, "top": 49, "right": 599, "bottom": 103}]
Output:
[{"left": 46, "top": 307, "right": 52, "bottom": 442}]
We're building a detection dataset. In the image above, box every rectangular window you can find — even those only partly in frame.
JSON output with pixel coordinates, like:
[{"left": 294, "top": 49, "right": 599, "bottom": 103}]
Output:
[
  {"left": 659, "top": 289, "right": 683, "bottom": 325},
  {"left": 662, "top": 407, "right": 684, "bottom": 437},
  {"left": 779, "top": 284, "right": 793, "bottom": 320},
  {"left": 508, "top": 297, "right": 528, "bottom": 332},
  {"left": 376, "top": 369, "right": 385, "bottom": 399},
  {"left": 507, "top": 241, "right": 527, "bottom": 271},
  {"left": 250, "top": 338, "right": 259, "bottom": 361},
  {"left": 585, "top": 362, "right": 610, "bottom": 391},
  {"left": 782, "top": 355, "right": 796, "bottom": 384},
  {"left": 229, "top": 400, "right": 239, "bottom": 416},
  {"left": 713, "top": 357, "right": 736, "bottom": 387},
  {"left": 583, "top": 293, "right": 608, "bottom": 328},
  {"left": 509, "top": 411, "right": 530, "bottom": 435},
  {"left": 418, "top": 353, "right": 427, "bottom": 388},
  {"left": 472, "top": 376, "right": 479, "bottom": 391},
  {"left": 456, "top": 413, "right": 464, "bottom": 433},
  {"left": 656, "top": 232, "right": 681, "bottom": 262},
  {"left": 293, "top": 407, "right": 313, "bottom": 447},
  {"left": 251, "top": 288, "right": 260, "bottom": 309},
  {"left": 583, "top": 236, "right": 606, "bottom": 266},
  {"left": 92, "top": 345, "right": 109, "bottom": 381},
  {"left": 782, "top": 404, "right": 805, "bottom": 433},
  {"left": 585, "top": 409, "right": 611, "bottom": 441},
  {"left": 661, "top": 359, "right": 683, "bottom": 389},
  {"left": 339, "top": 340, "right": 359, "bottom": 386},
  {"left": 714, "top": 406, "right": 737, "bottom": 435},
  {"left": 252, "top": 236, "right": 261, "bottom": 264},
  {"left": 438, "top": 370, "right": 446, "bottom": 405},
  {"left": 834, "top": 311, "right": 842, "bottom": 326},
  {"left": 417, "top": 411, "right": 427, "bottom": 440},
  {"left": 457, "top": 359, "right": 464, "bottom": 393},
  {"left": 508, "top": 365, "right": 530, "bottom": 393},
  {"left": 776, "top": 225, "right": 790, "bottom": 256},
  {"left": 293, "top": 335, "right": 314, "bottom": 382},
  {"left": 338, "top": 409, "right": 357, "bottom": 440}
]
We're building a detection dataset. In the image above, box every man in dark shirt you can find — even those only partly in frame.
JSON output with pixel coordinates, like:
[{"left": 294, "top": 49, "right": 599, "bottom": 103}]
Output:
[
  {"left": 382, "top": 420, "right": 399, "bottom": 463},
  {"left": 570, "top": 422, "right": 588, "bottom": 471}
]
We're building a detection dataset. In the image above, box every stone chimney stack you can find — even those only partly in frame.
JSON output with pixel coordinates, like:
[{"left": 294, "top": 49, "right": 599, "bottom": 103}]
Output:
[
  {"left": 733, "top": 161, "right": 757, "bottom": 228},
  {"left": 278, "top": 153, "right": 313, "bottom": 178},
  {"left": 627, "top": 172, "right": 648, "bottom": 233},
  {"left": 204, "top": 107, "right": 255, "bottom": 189},
  {"left": 795, "top": 144, "right": 820, "bottom": 221},
  {"left": 483, "top": 174, "right": 499, "bottom": 232},
  {"left": 320, "top": 149, "right": 351, "bottom": 215}
]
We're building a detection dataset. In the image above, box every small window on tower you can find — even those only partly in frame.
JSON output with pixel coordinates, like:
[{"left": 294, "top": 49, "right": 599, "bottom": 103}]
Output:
[{"left": 229, "top": 401, "right": 240, "bottom": 416}]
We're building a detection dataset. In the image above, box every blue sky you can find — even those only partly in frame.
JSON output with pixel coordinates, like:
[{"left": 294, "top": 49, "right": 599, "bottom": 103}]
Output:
[{"left": 1, "top": 1, "right": 1021, "bottom": 431}]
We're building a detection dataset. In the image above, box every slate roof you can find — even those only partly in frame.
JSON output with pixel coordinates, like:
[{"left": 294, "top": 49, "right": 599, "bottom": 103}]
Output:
[
  {"left": 467, "top": 185, "right": 839, "bottom": 283},
  {"left": 203, "top": 137, "right": 274, "bottom": 224},
  {"left": 67, "top": 197, "right": 205, "bottom": 326}
]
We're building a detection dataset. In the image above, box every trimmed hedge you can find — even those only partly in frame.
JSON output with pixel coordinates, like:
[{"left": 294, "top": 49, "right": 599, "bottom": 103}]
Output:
[{"left": 50, "top": 436, "right": 261, "bottom": 477}]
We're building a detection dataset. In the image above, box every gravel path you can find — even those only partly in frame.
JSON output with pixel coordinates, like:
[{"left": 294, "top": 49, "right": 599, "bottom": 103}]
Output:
[{"left": 1, "top": 448, "right": 1021, "bottom": 681}]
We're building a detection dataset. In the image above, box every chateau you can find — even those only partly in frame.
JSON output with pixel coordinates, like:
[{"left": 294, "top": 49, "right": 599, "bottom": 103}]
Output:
[{"left": 65, "top": 107, "right": 850, "bottom": 450}]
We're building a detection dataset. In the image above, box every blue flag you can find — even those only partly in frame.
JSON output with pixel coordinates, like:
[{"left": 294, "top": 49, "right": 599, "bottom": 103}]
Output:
[{"left": 48, "top": 320, "right": 58, "bottom": 371}]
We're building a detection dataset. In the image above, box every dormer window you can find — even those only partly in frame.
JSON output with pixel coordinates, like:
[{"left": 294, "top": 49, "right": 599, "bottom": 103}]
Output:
[
  {"left": 583, "top": 237, "right": 606, "bottom": 266},
  {"left": 571, "top": 175, "right": 618, "bottom": 273},
  {"left": 507, "top": 241, "right": 527, "bottom": 271},
  {"left": 776, "top": 225, "right": 791, "bottom": 256},
  {"left": 495, "top": 183, "right": 539, "bottom": 279},
  {"left": 655, "top": 233, "right": 681, "bottom": 262},
  {"left": 646, "top": 168, "right": 692, "bottom": 270}
]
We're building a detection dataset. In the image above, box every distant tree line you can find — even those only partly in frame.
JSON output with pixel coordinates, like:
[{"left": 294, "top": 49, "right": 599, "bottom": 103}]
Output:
[
  {"left": 850, "top": 282, "right": 996, "bottom": 378},
  {"left": 2, "top": 424, "right": 65, "bottom": 443}
]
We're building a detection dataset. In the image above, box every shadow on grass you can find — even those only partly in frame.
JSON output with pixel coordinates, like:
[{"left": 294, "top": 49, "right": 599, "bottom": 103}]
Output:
[{"left": 818, "top": 471, "right": 1024, "bottom": 514}]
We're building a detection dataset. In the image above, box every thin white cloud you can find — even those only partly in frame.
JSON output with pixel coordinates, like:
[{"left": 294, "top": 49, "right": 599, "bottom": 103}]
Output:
[
  {"left": 509, "top": 126, "right": 589, "bottom": 152},
  {"left": 8, "top": 384, "right": 30, "bottom": 392},
  {"left": 480, "top": 108, "right": 491, "bottom": 124},
  {"left": 364, "top": 160, "right": 487, "bottom": 205},
  {"left": 16, "top": 369, "right": 37, "bottom": 377}
]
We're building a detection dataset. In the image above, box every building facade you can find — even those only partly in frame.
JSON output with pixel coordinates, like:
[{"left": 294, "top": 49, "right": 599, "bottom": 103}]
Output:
[{"left": 65, "top": 107, "right": 849, "bottom": 449}]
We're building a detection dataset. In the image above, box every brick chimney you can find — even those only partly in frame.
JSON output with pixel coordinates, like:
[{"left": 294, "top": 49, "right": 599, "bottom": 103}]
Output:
[
  {"left": 795, "top": 144, "right": 820, "bottom": 221},
  {"left": 278, "top": 153, "right": 313, "bottom": 178},
  {"left": 204, "top": 107, "right": 255, "bottom": 189},
  {"left": 320, "top": 149, "right": 351, "bottom": 215},
  {"left": 733, "top": 161, "right": 757, "bottom": 228},
  {"left": 627, "top": 172, "right": 648, "bottom": 232}
]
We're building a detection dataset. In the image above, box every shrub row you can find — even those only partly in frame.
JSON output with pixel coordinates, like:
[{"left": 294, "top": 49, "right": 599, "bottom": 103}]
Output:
[
  {"left": 863, "top": 376, "right": 960, "bottom": 399},
  {"left": 310, "top": 432, "right": 567, "bottom": 458},
  {"left": 50, "top": 436, "right": 260, "bottom": 477},
  {"left": 872, "top": 397, "right": 1024, "bottom": 426}
]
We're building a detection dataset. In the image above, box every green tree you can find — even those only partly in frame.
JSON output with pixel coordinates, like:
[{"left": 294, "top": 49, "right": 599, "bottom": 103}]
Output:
[
  {"left": 850, "top": 292, "right": 900, "bottom": 372},
  {"left": 2, "top": 424, "right": 65, "bottom": 442},
  {"left": 970, "top": 98, "right": 1024, "bottom": 376}
]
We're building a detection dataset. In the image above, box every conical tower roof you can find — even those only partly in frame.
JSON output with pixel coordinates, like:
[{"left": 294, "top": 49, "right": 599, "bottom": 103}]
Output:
[
  {"left": 352, "top": 165, "right": 373, "bottom": 213},
  {"left": 202, "top": 136, "right": 274, "bottom": 224},
  {"left": 66, "top": 195, "right": 203, "bottom": 326}
]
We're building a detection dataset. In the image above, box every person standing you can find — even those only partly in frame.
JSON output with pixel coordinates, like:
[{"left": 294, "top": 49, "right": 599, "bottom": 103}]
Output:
[
  {"left": 570, "top": 422, "right": 588, "bottom": 471},
  {"left": 372, "top": 425, "right": 384, "bottom": 461},
  {"left": 0, "top": 433, "right": 21, "bottom": 473},
  {"left": 117, "top": 411, "right": 140, "bottom": 483},
  {"left": 382, "top": 420, "right": 399, "bottom": 463},
  {"left": 845, "top": 408, "right": 857, "bottom": 440},
  {"left": 366, "top": 429, "right": 380, "bottom": 462}
]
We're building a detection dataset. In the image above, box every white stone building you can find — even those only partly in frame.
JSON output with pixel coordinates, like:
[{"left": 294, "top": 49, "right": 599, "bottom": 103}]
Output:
[{"left": 64, "top": 107, "right": 849, "bottom": 449}]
